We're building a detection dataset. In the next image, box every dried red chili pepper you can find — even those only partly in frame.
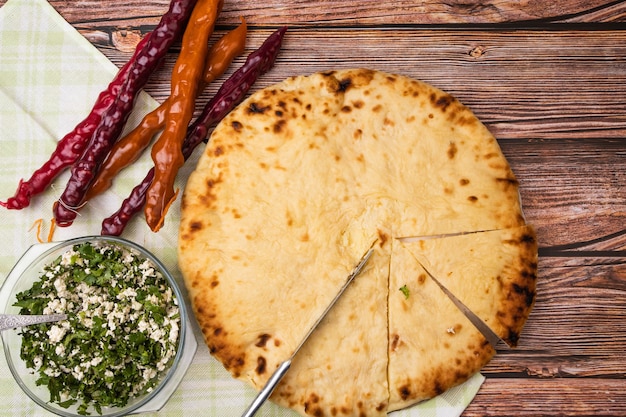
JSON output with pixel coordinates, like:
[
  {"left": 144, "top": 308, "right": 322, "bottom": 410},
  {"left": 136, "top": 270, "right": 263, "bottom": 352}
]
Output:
[
  {"left": 101, "top": 26, "right": 287, "bottom": 236},
  {"left": 52, "top": 0, "right": 199, "bottom": 227},
  {"left": 0, "top": 35, "right": 149, "bottom": 210},
  {"left": 85, "top": 17, "right": 247, "bottom": 202},
  {"left": 143, "top": 0, "right": 222, "bottom": 232}
]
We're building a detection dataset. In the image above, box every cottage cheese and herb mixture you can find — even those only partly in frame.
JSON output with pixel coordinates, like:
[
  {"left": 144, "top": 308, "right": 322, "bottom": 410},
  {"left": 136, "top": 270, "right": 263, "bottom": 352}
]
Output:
[{"left": 13, "top": 241, "right": 181, "bottom": 415}]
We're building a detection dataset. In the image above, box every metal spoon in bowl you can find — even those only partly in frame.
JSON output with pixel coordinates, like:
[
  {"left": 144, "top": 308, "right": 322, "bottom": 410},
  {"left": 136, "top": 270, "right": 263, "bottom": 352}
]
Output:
[{"left": 0, "top": 314, "right": 67, "bottom": 331}]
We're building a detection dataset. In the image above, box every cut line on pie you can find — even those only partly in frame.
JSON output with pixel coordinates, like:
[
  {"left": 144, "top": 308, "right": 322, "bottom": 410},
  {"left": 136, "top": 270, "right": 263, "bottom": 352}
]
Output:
[{"left": 178, "top": 69, "right": 538, "bottom": 416}]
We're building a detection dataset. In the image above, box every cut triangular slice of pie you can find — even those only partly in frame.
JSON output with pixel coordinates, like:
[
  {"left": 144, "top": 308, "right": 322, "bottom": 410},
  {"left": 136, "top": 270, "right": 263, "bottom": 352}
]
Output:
[
  {"left": 399, "top": 225, "right": 538, "bottom": 347},
  {"left": 387, "top": 239, "right": 496, "bottom": 412},
  {"left": 270, "top": 239, "right": 391, "bottom": 416}
]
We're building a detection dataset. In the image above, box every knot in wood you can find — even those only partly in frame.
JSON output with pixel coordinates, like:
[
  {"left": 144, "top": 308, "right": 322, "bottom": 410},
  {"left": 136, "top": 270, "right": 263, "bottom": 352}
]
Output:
[
  {"left": 469, "top": 45, "right": 486, "bottom": 58},
  {"left": 112, "top": 29, "right": 143, "bottom": 53}
]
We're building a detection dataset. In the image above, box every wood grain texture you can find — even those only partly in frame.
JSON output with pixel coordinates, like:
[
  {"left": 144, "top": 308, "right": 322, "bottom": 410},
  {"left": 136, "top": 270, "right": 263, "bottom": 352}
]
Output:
[
  {"left": 2, "top": 0, "right": 623, "bottom": 25},
  {"left": 95, "top": 29, "right": 626, "bottom": 139},
  {"left": 1, "top": 0, "right": 624, "bottom": 416},
  {"left": 465, "top": 378, "right": 626, "bottom": 416}
]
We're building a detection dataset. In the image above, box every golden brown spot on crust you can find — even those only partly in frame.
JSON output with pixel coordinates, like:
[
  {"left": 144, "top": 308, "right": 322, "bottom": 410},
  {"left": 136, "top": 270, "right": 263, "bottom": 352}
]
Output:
[
  {"left": 339, "top": 78, "right": 353, "bottom": 92},
  {"left": 406, "top": 115, "right": 416, "bottom": 123},
  {"left": 189, "top": 220, "right": 202, "bottom": 232},
  {"left": 353, "top": 99, "right": 365, "bottom": 109},
  {"left": 417, "top": 273, "right": 426, "bottom": 285},
  {"left": 377, "top": 229, "right": 389, "bottom": 246},
  {"left": 384, "top": 117, "right": 395, "bottom": 126},
  {"left": 431, "top": 93, "right": 455, "bottom": 112},
  {"left": 372, "top": 104, "right": 383, "bottom": 113},
  {"left": 300, "top": 233, "right": 310, "bottom": 242},
  {"left": 255, "top": 333, "right": 271, "bottom": 348},
  {"left": 214, "top": 146, "right": 224, "bottom": 156},
  {"left": 304, "top": 393, "right": 323, "bottom": 417},
  {"left": 513, "top": 282, "right": 536, "bottom": 308},
  {"left": 391, "top": 334, "right": 400, "bottom": 351},
  {"left": 468, "top": 195, "right": 478, "bottom": 202},
  {"left": 399, "top": 385, "right": 411, "bottom": 401},
  {"left": 246, "top": 102, "right": 271, "bottom": 114},
  {"left": 447, "top": 142, "right": 458, "bottom": 159},
  {"left": 432, "top": 380, "right": 445, "bottom": 396},
  {"left": 341, "top": 105, "right": 352, "bottom": 113},
  {"left": 353, "top": 128, "right": 363, "bottom": 139},
  {"left": 273, "top": 119, "right": 287, "bottom": 133},
  {"left": 460, "top": 178, "right": 470, "bottom": 186},
  {"left": 356, "top": 153, "right": 365, "bottom": 163},
  {"left": 231, "top": 120, "right": 243, "bottom": 132},
  {"left": 255, "top": 356, "right": 267, "bottom": 375}
]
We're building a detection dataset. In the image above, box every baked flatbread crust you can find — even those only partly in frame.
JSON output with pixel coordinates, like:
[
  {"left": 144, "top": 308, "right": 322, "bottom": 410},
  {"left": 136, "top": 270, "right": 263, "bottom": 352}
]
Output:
[
  {"left": 388, "top": 239, "right": 495, "bottom": 411},
  {"left": 400, "top": 226, "right": 538, "bottom": 347},
  {"left": 178, "top": 69, "right": 536, "bottom": 416},
  {"left": 272, "top": 238, "right": 391, "bottom": 416}
]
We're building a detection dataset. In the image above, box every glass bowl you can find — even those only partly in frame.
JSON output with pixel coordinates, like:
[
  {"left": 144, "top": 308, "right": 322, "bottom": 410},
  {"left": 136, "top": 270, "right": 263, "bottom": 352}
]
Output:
[{"left": 0, "top": 236, "right": 197, "bottom": 417}]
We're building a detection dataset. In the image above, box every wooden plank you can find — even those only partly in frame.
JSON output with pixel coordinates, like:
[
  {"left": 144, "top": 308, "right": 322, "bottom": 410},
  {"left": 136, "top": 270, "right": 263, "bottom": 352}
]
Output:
[
  {"left": 93, "top": 28, "right": 626, "bottom": 141},
  {"left": 482, "top": 257, "right": 626, "bottom": 376},
  {"left": 465, "top": 378, "right": 626, "bottom": 416},
  {"left": 501, "top": 138, "right": 626, "bottom": 247},
  {"left": 2, "top": 0, "right": 624, "bottom": 26}
]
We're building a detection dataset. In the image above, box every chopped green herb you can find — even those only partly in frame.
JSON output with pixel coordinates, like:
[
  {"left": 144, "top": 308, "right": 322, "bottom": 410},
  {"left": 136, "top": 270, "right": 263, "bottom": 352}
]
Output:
[
  {"left": 399, "top": 284, "right": 410, "bottom": 299},
  {"left": 14, "top": 241, "right": 180, "bottom": 415}
]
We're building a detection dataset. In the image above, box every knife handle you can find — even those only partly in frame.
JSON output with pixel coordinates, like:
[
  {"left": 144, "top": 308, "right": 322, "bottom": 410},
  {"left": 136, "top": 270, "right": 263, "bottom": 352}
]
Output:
[{"left": 241, "top": 359, "right": 292, "bottom": 417}]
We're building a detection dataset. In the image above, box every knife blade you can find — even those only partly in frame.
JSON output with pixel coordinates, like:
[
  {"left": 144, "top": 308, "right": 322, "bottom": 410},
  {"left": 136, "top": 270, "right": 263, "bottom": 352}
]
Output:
[
  {"left": 241, "top": 245, "right": 376, "bottom": 417},
  {"left": 416, "top": 260, "right": 506, "bottom": 348}
]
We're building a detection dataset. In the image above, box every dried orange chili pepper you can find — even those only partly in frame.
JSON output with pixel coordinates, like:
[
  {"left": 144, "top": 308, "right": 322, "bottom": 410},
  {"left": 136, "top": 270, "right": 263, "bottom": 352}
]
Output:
[
  {"left": 144, "top": 0, "right": 222, "bottom": 232},
  {"left": 84, "top": 17, "right": 247, "bottom": 202},
  {"left": 202, "top": 16, "right": 247, "bottom": 84}
]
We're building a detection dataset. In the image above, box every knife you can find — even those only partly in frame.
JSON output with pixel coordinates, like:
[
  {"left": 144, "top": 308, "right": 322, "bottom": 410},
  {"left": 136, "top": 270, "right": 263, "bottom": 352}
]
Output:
[
  {"left": 241, "top": 245, "right": 375, "bottom": 417},
  {"left": 416, "top": 260, "right": 506, "bottom": 348}
]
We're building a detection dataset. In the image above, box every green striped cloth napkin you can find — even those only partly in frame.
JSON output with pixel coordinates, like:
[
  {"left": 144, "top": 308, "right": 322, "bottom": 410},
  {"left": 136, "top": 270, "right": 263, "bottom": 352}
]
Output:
[{"left": 0, "top": 0, "right": 484, "bottom": 415}]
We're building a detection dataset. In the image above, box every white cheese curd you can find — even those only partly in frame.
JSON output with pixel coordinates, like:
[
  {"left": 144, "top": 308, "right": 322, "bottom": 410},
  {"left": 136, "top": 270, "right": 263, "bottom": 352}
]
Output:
[{"left": 47, "top": 324, "right": 67, "bottom": 344}]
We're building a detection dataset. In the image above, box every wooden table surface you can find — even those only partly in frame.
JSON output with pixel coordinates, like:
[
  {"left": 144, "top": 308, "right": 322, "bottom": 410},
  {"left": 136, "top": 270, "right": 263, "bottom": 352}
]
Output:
[{"left": 3, "top": 0, "right": 625, "bottom": 415}]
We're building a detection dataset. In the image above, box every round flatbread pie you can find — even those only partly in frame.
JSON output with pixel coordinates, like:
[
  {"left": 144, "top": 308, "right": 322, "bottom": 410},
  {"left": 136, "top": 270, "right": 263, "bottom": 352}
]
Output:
[{"left": 178, "top": 69, "right": 537, "bottom": 416}]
